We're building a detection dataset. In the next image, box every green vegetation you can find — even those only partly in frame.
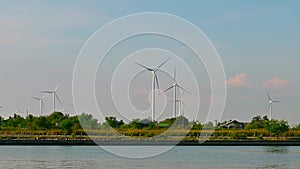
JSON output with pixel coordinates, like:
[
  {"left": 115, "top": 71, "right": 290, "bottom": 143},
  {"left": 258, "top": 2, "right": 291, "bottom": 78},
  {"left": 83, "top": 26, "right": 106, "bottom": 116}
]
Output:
[
  {"left": 0, "top": 113, "right": 298, "bottom": 141},
  {"left": 245, "top": 115, "right": 269, "bottom": 129},
  {"left": 264, "top": 119, "right": 289, "bottom": 138},
  {"left": 0, "top": 112, "right": 91, "bottom": 135},
  {"left": 294, "top": 124, "right": 300, "bottom": 130},
  {"left": 244, "top": 116, "right": 290, "bottom": 138}
]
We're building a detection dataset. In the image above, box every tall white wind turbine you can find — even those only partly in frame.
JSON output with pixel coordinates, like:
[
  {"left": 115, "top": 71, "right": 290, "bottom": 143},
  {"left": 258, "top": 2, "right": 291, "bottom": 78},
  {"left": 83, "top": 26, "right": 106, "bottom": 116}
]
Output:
[
  {"left": 162, "top": 68, "right": 189, "bottom": 118},
  {"left": 135, "top": 58, "right": 171, "bottom": 122},
  {"left": 31, "top": 94, "right": 47, "bottom": 116},
  {"left": 266, "top": 91, "right": 281, "bottom": 120},
  {"left": 41, "top": 84, "right": 63, "bottom": 113}
]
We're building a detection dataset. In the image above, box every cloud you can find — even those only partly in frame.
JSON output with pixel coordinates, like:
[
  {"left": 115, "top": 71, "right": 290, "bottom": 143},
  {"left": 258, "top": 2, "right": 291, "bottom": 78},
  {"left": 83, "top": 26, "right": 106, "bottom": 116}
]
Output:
[
  {"left": 227, "top": 73, "right": 250, "bottom": 87},
  {"left": 262, "top": 77, "right": 287, "bottom": 89}
]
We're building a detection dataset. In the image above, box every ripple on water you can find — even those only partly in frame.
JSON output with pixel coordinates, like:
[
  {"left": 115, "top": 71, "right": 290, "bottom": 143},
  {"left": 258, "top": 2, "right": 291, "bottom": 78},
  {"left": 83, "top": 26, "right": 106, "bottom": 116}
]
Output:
[{"left": 0, "top": 146, "right": 300, "bottom": 169}]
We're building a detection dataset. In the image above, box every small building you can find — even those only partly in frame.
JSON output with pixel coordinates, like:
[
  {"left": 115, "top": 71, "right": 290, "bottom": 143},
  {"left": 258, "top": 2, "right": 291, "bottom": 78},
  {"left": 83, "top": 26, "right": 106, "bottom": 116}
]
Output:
[{"left": 219, "top": 120, "right": 249, "bottom": 129}]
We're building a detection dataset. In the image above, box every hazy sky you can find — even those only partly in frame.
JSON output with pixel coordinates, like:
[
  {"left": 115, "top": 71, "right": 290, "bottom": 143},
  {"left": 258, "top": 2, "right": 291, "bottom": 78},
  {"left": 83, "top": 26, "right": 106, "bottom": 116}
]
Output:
[{"left": 0, "top": 1, "right": 300, "bottom": 125}]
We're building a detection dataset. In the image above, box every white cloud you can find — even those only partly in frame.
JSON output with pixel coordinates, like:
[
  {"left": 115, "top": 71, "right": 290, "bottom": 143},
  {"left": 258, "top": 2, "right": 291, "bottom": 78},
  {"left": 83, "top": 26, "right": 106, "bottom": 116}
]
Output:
[
  {"left": 227, "top": 73, "right": 250, "bottom": 87},
  {"left": 262, "top": 77, "right": 287, "bottom": 89}
]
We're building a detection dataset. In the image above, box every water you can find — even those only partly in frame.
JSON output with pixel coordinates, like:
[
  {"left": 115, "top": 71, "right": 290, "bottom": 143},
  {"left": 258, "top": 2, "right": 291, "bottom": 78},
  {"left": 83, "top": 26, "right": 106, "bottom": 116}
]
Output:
[{"left": 0, "top": 146, "right": 300, "bottom": 168}]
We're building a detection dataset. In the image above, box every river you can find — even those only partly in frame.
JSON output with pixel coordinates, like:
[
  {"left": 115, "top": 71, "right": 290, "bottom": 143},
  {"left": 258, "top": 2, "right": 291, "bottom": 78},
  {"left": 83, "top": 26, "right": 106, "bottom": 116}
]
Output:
[{"left": 0, "top": 146, "right": 299, "bottom": 168}]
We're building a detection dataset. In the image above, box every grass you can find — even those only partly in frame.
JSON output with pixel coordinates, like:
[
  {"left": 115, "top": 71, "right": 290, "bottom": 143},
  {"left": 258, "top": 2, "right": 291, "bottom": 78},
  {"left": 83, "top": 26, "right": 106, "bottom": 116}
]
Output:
[{"left": 1, "top": 128, "right": 300, "bottom": 141}]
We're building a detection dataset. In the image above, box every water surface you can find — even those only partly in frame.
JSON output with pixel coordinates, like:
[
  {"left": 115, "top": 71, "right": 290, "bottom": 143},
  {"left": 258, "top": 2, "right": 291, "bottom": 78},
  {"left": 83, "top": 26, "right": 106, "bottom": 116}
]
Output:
[{"left": 0, "top": 146, "right": 299, "bottom": 168}]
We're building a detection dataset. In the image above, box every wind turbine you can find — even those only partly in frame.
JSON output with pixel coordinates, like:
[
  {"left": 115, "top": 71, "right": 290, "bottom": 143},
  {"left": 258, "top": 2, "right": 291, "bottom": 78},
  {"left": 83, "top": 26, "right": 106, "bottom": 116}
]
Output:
[
  {"left": 177, "top": 91, "right": 188, "bottom": 117},
  {"left": 173, "top": 91, "right": 188, "bottom": 117},
  {"left": 31, "top": 94, "right": 47, "bottom": 116},
  {"left": 162, "top": 68, "right": 189, "bottom": 118},
  {"left": 41, "top": 84, "right": 63, "bottom": 113},
  {"left": 266, "top": 91, "right": 281, "bottom": 120},
  {"left": 135, "top": 57, "right": 171, "bottom": 122}
]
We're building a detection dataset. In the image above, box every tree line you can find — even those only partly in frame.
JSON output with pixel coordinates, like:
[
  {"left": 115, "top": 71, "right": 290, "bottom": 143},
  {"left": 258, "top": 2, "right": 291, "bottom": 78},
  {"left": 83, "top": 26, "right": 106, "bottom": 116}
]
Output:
[{"left": 0, "top": 112, "right": 299, "bottom": 138}]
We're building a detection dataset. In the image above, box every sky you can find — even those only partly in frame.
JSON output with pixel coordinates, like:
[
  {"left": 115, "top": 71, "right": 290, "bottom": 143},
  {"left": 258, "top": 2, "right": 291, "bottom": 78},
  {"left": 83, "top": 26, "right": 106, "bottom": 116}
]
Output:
[{"left": 0, "top": 1, "right": 300, "bottom": 125}]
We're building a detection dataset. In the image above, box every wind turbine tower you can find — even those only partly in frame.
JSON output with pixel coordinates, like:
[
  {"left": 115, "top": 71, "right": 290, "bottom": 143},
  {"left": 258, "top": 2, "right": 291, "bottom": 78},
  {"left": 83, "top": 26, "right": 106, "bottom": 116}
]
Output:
[
  {"left": 266, "top": 91, "right": 281, "bottom": 120},
  {"left": 41, "top": 84, "right": 63, "bottom": 113},
  {"left": 163, "top": 68, "right": 189, "bottom": 118},
  {"left": 135, "top": 58, "right": 171, "bottom": 122},
  {"left": 32, "top": 94, "right": 47, "bottom": 116}
]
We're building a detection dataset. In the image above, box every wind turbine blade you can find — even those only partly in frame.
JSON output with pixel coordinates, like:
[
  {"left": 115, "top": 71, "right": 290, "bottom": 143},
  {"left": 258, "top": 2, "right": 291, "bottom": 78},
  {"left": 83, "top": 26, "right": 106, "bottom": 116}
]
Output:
[
  {"left": 265, "top": 91, "right": 272, "bottom": 101},
  {"left": 55, "top": 94, "right": 63, "bottom": 107},
  {"left": 177, "top": 85, "right": 190, "bottom": 94},
  {"left": 273, "top": 100, "right": 281, "bottom": 103},
  {"left": 42, "top": 93, "right": 48, "bottom": 99},
  {"left": 54, "top": 84, "right": 60, "bottom": 92},
  {"left": 31, "top": 96, "right": 41, "bottom": 100},
  {"left": 155, "top": 57, "right": 171, "bottom": 71},
  {"left": 135, "top": 62, "right": 153, "bottom": 71},
  {"left": 173, "top": 67, "right": 176, "bottom": 81},
  {"left": 162, "top": 86, "right": 174, "bottom": 93},
  {"left": 41, "top": 101, "right": 46, "bottom": 112},
  {"left": 41, "top": 91, "right": 53, "bottom": 94},
  {"left": 155, "top": 74, "right": 160, "bottom": 90}
]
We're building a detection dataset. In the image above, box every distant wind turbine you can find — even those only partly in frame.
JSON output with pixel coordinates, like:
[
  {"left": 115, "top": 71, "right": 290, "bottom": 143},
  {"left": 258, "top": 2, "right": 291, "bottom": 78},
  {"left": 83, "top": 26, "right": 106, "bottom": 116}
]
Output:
[
  {"left": 31, "top": 94, "right": 48, "bottom": 116},
  {"left": 177, "top": 91, "right": 188, "bottom": 117},
  {"left": 135, "top": 57, "right": 171, "bottom": 122},
  {"left": 41, "top": 84, "right": 63, "bottom": 113},
  {"left": 266, "top": 91, "right": 281, "bottom": 120},
  {"left": 162, "top": 68, "right": 189, "bottom": 118},
  {"left": 172, "top": 91, "right": 188, "bottom": 117}
]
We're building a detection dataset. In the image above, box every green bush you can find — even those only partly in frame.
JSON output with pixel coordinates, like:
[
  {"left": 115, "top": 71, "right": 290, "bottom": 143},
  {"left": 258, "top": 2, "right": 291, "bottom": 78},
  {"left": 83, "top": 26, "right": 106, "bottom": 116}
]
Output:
[{"left": 231, "top": 133, "right": 247, "bottom": 140}]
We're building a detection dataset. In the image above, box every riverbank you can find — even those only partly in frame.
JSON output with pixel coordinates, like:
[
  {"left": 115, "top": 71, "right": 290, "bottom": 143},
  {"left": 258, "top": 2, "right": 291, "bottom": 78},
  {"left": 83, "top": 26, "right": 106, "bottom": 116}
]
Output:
[{"left": 1, "top": 139, "right": 300, "bottom": 146}]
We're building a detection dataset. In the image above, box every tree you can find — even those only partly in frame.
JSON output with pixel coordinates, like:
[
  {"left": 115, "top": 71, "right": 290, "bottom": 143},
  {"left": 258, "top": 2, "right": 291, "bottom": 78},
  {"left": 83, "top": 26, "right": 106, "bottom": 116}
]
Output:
[
  {"left": 294, "top": 124, "right": 300, "bottom": 130},
  {"left": 25, "top": 114, "right": 35, "bottom": 129},
  {"left": 160, "top": 118, "right": 176, "bottom": 125},
  {"left": 203, "top": 122, "right": 214, "bottom": 130},
  {"left": 191, "top": 121, "right": 203, "bottom": 130},
  {"left": 172, "top": 116, "right": 189, "bottom": 128},
  {"left": 32, "top": 116, "right": 51, "bottom": 130},
  {"left": 0, "top": 116, "right": 4, "bottom": 125},
  {"left": 60, "top": 119, "right": 74, "bottom": 134},
  {"left": 3, "top": 114, "right": 26, "bottom": 128},
  {"left": 47, "top": 112, "right": 66, "bottom": 128},
  {"left": 105, "top": 116, "right": 124, "bottom": 128},
  {"left": 78, "top": 113, "right": 99, "bottom": 129},
  {"left": 128, "top": 119, "right": 147, "bottom": 129},
  {"left": 246, "top": 115, "right": 269, "bottom": 129},
  {"left": 264, "top": 119, "right": 289, "bottom": 138}
]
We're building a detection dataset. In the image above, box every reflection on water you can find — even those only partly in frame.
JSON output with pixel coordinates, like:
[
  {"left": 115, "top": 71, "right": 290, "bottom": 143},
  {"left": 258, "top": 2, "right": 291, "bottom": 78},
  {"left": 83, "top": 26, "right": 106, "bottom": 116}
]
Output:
[
  {"left": 264, "top": 146, "right": 289, "bottom": 154},
  {"left": 257, "top": 164, "right": 290, "bottom": 169}
]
